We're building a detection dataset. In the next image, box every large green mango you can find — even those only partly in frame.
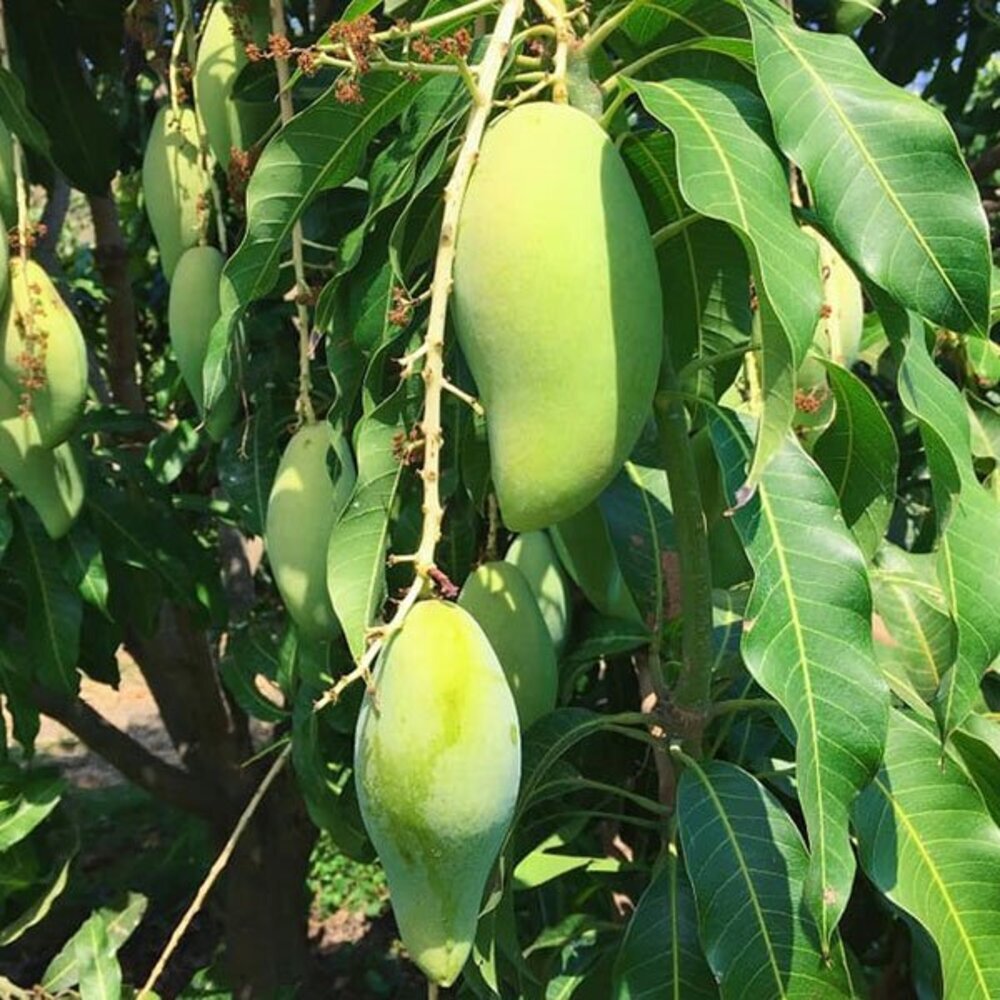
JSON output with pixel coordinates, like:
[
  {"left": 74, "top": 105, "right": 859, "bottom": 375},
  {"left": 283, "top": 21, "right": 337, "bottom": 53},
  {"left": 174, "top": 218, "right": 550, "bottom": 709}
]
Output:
[
  {"left": 0, "top": 378, "right": 84, "bottom": 539},
  {"left": 194, "top": 0, "right": 274, "bottom": 170},
  {"left": 355, "top": 600, "right": 520, "bottom": 985},
  {"left": 168, "top": 245, "right": 236, "bottom": 440},
  {"left": 0, "top": 260, "right": 88, "bottom": 447},
  {"left": 453, "top": 102, "right": 663, "bottom": 531},
  {"left": 142, "top": 107, "right": 207, "bottom": 281},
  {"left": 265, "top": 421, "right": 356, "bottom": 639},
  {"left": 458, "top": 560, "right": 558, "bottom": 728},
  {"left": 505, "top": 531, "right": 572, "bottom": 653},
  {"left": 0, "top": 117, "right": 15, "bottom": 228}
]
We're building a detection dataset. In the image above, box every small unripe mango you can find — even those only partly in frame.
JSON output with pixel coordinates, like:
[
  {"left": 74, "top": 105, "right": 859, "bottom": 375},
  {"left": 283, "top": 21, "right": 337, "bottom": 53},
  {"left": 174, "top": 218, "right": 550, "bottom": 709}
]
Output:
[
  {"left": 458, "top": 560, "right": 559, "bottom": 728},
  {"left": 142, "top": 107, "right": 208, "bottom": 281},
  {"left": 0, "top": 378, "right": 84, "bottom": 539},
  {"left": 453, "top": 102, "right": 663, "bottom": 531},
  {"left": 195, "top": 0, "right": 274, "bottom": 170},
  {"left": 0, "top": 260, "right": 88, "bottom": 447},
  {"left": 266, "top": 421, "right": 356, "bottom": 639},
  {"left": 505, "top": 531, "right": 572, "bottom": 653},
  {"left": 355, "top": 601, "right": 520, "bottom": 986}
]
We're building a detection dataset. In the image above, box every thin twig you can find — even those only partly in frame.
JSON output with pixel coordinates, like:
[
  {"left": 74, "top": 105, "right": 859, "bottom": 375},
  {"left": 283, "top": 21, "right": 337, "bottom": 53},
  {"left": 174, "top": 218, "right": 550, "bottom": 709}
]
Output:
[
  {"left": 532, "top": 0, "right": 571, "bottom": 102},
  {"left": 271, "top": 0, "right": 316, "bottom": 425},
  {"left": 136, "top": 744, "right": 292, "bottom": 998}
]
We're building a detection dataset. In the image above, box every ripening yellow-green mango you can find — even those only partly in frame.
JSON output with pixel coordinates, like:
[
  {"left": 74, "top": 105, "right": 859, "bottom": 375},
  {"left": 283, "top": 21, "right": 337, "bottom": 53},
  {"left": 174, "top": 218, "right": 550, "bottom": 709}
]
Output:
[
  {"left": 355, "top": 600, "right": 520, "bottom": 986},
  {"left": 0, "top": 378, "right": 84, "bottom": 539},
  {"left": 453, "top": 102, "right": 662, "bottom": 532},
  {"left": 0, "top": 259, "right": 88, "bottom": 447},
  {"left": 0, "top": 117, "right": 15, "bottom": 229},
  {"left": 807, "top": 226, "right": 864, "bottom": 368},
  {"left": 194, "top": 0, "right": 274, "bottom": 170},
  {"left": 167, "top": 245, "right": 236, "bottom": 440},
  {"left": 266, "top": 421, "right": 356, "bottom": 639},
  {"left": 142, "top": 107, "right": 208, "bottom": 281},
  {"left": 505, "top": 531, "right": 572, "bottom": 653},
  {"left": 458, "top": 560, "right": 558, "bottom": 728}
]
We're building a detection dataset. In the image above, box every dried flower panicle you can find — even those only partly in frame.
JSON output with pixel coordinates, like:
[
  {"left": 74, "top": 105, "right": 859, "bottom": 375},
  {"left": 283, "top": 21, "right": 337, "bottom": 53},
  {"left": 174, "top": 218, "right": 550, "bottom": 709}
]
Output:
[{"left": 334, "top": 79, "right": 364, "bottom": 105}]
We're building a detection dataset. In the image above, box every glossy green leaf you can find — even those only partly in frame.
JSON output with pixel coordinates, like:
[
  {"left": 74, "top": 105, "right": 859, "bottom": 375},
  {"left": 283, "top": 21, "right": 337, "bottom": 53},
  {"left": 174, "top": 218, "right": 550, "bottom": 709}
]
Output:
[
  {"left": 677, "top": 759, "right": 856, "bottom": 998},
  {"left": 204, "top": 73, "right": 427, "bottom": 411},
  {"left": 743, "top": 0, "right": 991, "bottom": 334},
  {"left": 9, "top": 506, "right": 81, "bottom": 697},
  {"left": 74, "top": 914, "right": 121, "bottom": 1000},
  {"left": 884, "top": 310, "right": 1000, "bottom": 736},
  {"left": 42, "top": 892, "right": 147, "bottom": 993},
  {"left": 812, "top": 362, "right": 898, "bottom": 560},
  {"left": 709, "top": 413, "right": 889, "bottom": 945},
  {"left": 612, "top": 848, "right": 718, "bottom": 1000},
  {"left": 871, "top": 543, "right": 955, "bottom": 704},
  {"left": 623, "top": 0, "right": 748, "bottom": 49},
  {"left": 60, "top": 521, "right": 110, "bottom": 614},
  {"left": 0, "top": 766, "right": 64, "bottom": 852},
  {"left": 326, "top": 390, "right": 406, "bottom": 659},
  {"left": 622, "top": 131, "right": 752, "bottom": 386},
  {"left": 853, "top": 709, "right": 1000, "bottom": 999},
  {"left": 626, "top": 77, "right": 821, "bottom": 484},
  {"left": 0, "top": 67, "right": 50, "bottom": 155}
]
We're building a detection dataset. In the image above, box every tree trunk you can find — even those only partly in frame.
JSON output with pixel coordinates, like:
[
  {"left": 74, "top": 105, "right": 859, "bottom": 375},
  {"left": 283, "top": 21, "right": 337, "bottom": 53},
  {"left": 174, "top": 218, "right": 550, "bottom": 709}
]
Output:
[{"left": 220, "top": 767, "right": 318, "bottom": 998}]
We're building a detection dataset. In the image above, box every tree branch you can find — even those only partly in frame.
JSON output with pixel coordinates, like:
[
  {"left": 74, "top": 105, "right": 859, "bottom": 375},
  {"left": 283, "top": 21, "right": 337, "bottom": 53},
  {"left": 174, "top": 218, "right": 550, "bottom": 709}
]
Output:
[
  {"left": 31, "top": 684, "right": 216, "bottom": 817},
  {"left": 88, "top": 192, "right": 145, "bottom": 413}
]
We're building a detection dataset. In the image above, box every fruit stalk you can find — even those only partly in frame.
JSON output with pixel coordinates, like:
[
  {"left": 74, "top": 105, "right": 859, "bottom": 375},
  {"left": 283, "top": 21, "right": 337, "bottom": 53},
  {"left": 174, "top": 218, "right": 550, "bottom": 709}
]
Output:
[
  {"left": 270, "top": 0, "right": 316, "bottom": 425},
  {"left": 532, "top": 0, "right": 571, "bottom": 103},
  {"left": 654, "top": 360, "right": 715, "bottom": 750}
]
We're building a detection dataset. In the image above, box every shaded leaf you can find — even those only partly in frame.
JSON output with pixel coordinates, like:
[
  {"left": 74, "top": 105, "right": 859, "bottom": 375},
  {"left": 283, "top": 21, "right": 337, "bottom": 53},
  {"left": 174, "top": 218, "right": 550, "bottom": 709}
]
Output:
[
  {"left": 0, "top": 766, "right": 64, "bottom": 852},
  {"left": 0, "top": 67, "right": 50, "bottom": 154}
]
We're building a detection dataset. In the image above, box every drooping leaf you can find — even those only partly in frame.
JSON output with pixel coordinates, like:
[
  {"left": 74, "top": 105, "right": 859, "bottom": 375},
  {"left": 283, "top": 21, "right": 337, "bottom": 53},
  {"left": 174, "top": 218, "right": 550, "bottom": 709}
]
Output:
[
  {"left": 743, "top": 0, "right": 991, "bottom": 334},
  {"left": 812, "top": 362, "right": 898, "bottom": 560},
  {"left": 219, "top": 625, "right": 290, "bottom": 724},
  {"left": 0, "top": 849, "right": 74, "bottom": 947},
  {"left": 217, "top": 400, "right": 283, "bottom": 538},
  {"left": 0, "top": 67, "right": 50, "bottom": 155},
  {"left": 883, "top": 307, "right": 1000, "bottom": 736},
  {"left": 60, "top": 520, "right": 110, "bottom": 614},
  {"left": 42, "top": 893, "right": 147, "bottom": 993},
  {"left": 0, "top": 766, "right": 64, "bottom": 852},
  {"left": 853, "top": 709, "right": 1000, "bottom": 1000},
  {"left": 709, "top": 412, "right": 889, "bottom": 945},
  {"left": 677, "top": 758, "right": 856, "bottom": 998},
  {"left": 612, "top": 846, "right": 718, "bottom": 999},
  {"left": 73, "top": 914, "right": 122, "bottom": 1000},
  {"left": 626, "top": 77, "right": 822, "bottom": 484},
  {"left": 204, "top": 73, "right": 429, "bottom": 411},
  {"left": 622, "top": 130, "right": 752, "bottom": 388},
  {"left": 326, "top": 389, "right": 406, "bottom": 659},
  {"left": 9, "top": 506, "right": 81, "bottom": 697}
]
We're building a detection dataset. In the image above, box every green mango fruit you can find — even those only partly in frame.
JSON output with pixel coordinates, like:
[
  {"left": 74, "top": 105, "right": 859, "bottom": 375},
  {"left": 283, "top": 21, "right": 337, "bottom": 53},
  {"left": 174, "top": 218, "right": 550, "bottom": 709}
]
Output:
[
  {"left": 505, "top": 531, "right": 572, "bottom": 653},
  {"left": 458, "top": 560, "right": 558, "bottom": 728},
  {"left": 355, "top": 600, "right": 520, "bottom": 985},
  {"left": 266, "top": 421, "right": 356, "bottom": 639},
  {"left": 0, "top": 378, "right": 84, "bottom": 539},
  {"left": 0, "top": 117, "right": 15, "bottom": 229},
  {"left": 194, "top": 0, "right": 274, "bottom": 171},
  {"left": 453, "top": 102, "right": 663, "bottom": 531},
  {"left": 142, "top": 106, "right": 207, "bottom": 281},
  {"left": 551, "top": 502, "right": 643, "bottom": 624},
  {"left": 168, "top": 245, "right": 237, "bottom": 440},
  {"left": 0, "top": 259, "right": 88, "bottom": 447}
]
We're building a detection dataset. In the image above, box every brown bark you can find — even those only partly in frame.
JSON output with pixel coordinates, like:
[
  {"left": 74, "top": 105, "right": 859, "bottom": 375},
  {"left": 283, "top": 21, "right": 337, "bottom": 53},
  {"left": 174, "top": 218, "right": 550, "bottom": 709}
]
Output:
[{"left": 88, "top": 191, "right": 145, "bottom": 413}]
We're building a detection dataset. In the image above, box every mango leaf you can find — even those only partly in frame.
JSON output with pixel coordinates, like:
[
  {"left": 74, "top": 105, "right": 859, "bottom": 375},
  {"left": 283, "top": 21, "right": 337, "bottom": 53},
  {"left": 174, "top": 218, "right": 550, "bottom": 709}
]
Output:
[
  {"left": 883, "top": 307, "right": 1000, "bottom": 736},
  {"left": 217, "top": 400, "right": 282, "bottom": 538},
  {"left": 622, "top": 131, "right": 752, "bottom": 388},
  {"left": 853, "top": 709, "right": 1000, "bottom": 999},
  {"left": 812, "top": 363, "right": 898, "bottom": 561},
  {"left": 326, "top": 390, "right": 406, "bottom": 659},
  {"left": 42, "top": 893, "right": 147, "bottom": 993},
  {"left": 0, "top": 766, "right": 64, "bottom": 852},
  {"left": 73, "top": 916, "right": 121, "bottom": 1000},
  {"left": 677, "top": 759, "right": 857, "bottom": 998},
  {"left": 626, "top": 78, "right": 821, "bottom": 485},
  {"left": 598, "top": 463, "right": 675, "bottom": 634},
  {"left": 743, "top": 0, "right": 991, "bottom": 334},
  {"left": 612, "top": 847, "right": 718, "bottom": 999},
  {"left": 203, "top": 73, "right": 429, "bottom": 411},
  {"left": 0, "top": 67, "right": 50, "bottom": 155},
  {"left": 871, "top": 543, "right": 955, "bottom": 704},
  {"left": 60, "top": 521, "right": 110, "bottom": 614},
  {"left": 0, "top": 849, "right": 74, "bottom": 946},
  {"left": 9, "top": 506, "right": 81, "bottom": 697},
  {"left": 220, "top": 626, "right": 289, "bottom": 724},
  {"left": 952, "top": 715, "right": 1000, "bottom": 828},
  {"left": 709, "top": 412, "right": 889, "bottom": 946},
  {"left": 7, "top": 0, "right": 117, "bottom": 193},
  {"left": 623, "top": 0, "right": 748, "bottom": 48}
]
